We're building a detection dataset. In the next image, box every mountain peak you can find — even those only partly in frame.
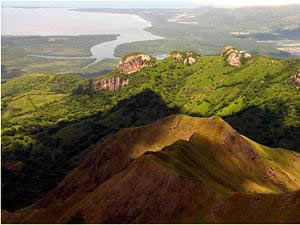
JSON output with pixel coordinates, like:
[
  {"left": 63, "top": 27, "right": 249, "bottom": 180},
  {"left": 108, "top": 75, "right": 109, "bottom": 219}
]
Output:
[{"left": 6, "top": 115, "right": 300, "bottom": 223}]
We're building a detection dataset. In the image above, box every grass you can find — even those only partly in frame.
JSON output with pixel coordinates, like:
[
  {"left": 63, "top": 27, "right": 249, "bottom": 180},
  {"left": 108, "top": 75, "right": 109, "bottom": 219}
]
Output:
[
  {"left": 3, "top": 53, "right": 299, "bottom": 151},
  {"left": 2, "top": 93, "right": 66, "bottom": 119},
  {"left": 147, "top": 116, "right": 300, "bottom": 195},
  {"left": 6, "top": 114, "right": 300, "bottom": 224},
  {"left": 1, "top": 50, "right": 300, "bottom": 211}
]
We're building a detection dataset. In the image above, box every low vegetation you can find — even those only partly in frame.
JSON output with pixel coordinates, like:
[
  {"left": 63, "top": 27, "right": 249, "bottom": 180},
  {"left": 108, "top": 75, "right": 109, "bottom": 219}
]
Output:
[
  {"left": 1, "top": 51, "right": 300, "bottom": 211},
  {"left": 1, "top": 35, "right": 119, "bottom": 79},
  {"left": 4, "top": 115, "right": 300, "bottom": 223}
]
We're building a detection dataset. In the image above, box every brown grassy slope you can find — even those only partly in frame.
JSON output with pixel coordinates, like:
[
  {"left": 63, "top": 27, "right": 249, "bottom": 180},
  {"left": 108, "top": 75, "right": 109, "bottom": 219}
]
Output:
[
  {"left": 4, "top": 115, "right": 300, "bottom": 223},
  {"left": 203, "top": 190, "right": 300, "bottom": 223}
]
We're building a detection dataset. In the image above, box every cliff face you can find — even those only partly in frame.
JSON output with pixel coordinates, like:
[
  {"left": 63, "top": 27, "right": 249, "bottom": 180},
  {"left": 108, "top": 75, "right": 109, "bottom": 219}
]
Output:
[
  {"left": 93, "top": 77, "right": 129, "bottom": 91},
  {"left": 118, "top": 54, "right": 154, "bottom": 74},
  {"left": 291, "top": 69, "right": 300, "bottom": 89},
  {"left": 221, "top": 46, "right": 252, "bottom": 67},
  {"left": 184, "top": 56, "right": 197, "bottom": 65}
]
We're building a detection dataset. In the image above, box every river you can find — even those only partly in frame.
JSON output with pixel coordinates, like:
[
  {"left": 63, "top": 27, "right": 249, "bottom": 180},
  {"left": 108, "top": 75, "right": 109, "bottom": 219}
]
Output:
[{"left": 2, "top": 7, "right": 164, "bottom": 68}]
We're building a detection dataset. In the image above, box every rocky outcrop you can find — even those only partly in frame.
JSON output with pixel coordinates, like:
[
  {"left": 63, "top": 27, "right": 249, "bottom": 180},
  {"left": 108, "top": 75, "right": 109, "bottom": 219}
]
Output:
[
  {"left": 291, "top": 69, "right": 300, "bottom": 89},
  {"left": 118, "top": 53, "right": 154, "bottom": 74},
  {"left": 184, "top": 56, "right": 197, "bottom": 65},
  {"left": 169, "top": 52, "right": 184, "bottom": 61},
  {"left": 221, "top": 46, "right": 252, "bottom": 67},
  {"left": 93, "top": 77, "right": 129, "bottom": 91},
  {"left": 169, "top": 51, "right": 199, "bottom": 65}
]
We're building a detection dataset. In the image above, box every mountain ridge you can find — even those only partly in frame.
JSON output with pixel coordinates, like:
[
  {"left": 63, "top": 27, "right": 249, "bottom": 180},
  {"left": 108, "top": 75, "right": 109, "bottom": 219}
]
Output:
[
  {"left": 1, "top": 48, "right": 300, "bottom": 214},
  {"left": 3, "top": 115, "right": 300, "bottom": 223}
]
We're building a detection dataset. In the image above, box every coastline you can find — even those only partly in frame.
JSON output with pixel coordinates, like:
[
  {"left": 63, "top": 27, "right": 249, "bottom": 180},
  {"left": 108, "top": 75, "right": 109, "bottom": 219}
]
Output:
[
  {"left": 68, "top": 8, "right": 165, "bottom": 67},
  {"left": 2, "top": 7, "right": 164, "bottom": 69},
  {"left": 2, "top": 34, "right": 120, "bottom": 58}
]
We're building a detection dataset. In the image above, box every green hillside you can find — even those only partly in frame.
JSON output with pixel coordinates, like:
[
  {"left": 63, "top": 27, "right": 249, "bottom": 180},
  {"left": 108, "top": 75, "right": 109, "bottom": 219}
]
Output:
[{"left": 1, "top": 50, "right": 300, "bottom": 211}]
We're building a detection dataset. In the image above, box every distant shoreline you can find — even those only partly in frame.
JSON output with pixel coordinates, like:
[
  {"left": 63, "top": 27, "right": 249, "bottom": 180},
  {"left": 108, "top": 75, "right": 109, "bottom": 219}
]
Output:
[
  {"left": 2, "top": 34, "right": 119, "bottom": 58},
  {"left": 2, "top": 7, "right": 163, "bottom": 70}
]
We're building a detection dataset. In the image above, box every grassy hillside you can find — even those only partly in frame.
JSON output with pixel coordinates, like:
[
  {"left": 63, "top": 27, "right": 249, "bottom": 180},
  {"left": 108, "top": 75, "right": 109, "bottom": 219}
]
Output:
[
  {"left": 4, "top": 115, "right": 299, "bottom": 223},
  {"left": 1, "top": 50, "right": 300, "bottom": 211}
]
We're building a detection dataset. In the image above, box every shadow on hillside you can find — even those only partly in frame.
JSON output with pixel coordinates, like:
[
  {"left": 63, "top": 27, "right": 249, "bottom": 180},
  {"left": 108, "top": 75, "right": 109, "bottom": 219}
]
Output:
[
  {"left": 190, "top": 105, "right": 299, "bottom": 152},
  {"left": 1, "top": 89, "right": 179, "bottom": 211},
  {"left": 223, "top": 107, "right": 300, "bottom": 152},
  {"left": 2, "top": 88, "right": 299, "bottom": 212}
]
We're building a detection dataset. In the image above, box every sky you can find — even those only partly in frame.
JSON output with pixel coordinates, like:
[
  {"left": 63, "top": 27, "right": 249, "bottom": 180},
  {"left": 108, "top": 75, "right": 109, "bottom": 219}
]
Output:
[
  {"left": 195, "top": 0, "right": 300, "bottom": 7},
  {"left": 2, "top": 0, "right": 300, "bottom": 8}
]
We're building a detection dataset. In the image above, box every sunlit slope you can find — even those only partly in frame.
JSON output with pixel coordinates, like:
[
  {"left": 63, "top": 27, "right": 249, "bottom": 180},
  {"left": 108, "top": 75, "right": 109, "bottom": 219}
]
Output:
[
  {"left": 1, "top": 73, "right": 84, "bottom": 119},
  {"left": 93, "top": 55, "right": 300, "bottom": 149},
  {"left": 7, "top": 115, "right": 300, "bottom": 223},
  {"left": 2, "top": 73, "right": 84, "bottom": 97},
  {"left": 1, "top": 52, "right": 299, "bottom": 213},
  {"left": 2, "top": 55, "right": 299, "bottom": 149},
  {"left": 3, "top": 55, "right": 299, "bottom": 124}
]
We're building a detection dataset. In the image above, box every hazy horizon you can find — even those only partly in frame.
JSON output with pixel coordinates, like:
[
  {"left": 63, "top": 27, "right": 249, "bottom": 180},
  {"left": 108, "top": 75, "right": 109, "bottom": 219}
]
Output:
[{"left": 2, "top": 0, "right": 300, "bottom": 9}]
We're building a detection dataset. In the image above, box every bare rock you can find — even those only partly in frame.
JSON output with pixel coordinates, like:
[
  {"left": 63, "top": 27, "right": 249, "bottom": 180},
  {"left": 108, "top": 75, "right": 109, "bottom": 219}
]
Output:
[
  {"left": 221, "top": 46, "right": 234, "bottom": 56},
  {"left": 226, "top": 51, "right": 241, "bottom": 67},
  {"left": 291, "top": 69, "right": 300, "bottom": 89},
  {"left": 170, "top": 52, "right": 184, "bottom": 61},
  {"left": 184, "top": 56, "right": 197, "bottom": 65},
  {"left": 118, "top": 53, "right": 154, "bottom": 74},
  {"left": 169, "top": 51, "right": 200, "bottom": 65},
  {"left": 93, "top": 76, "right": 129, "bottom": 91},
  {"left": 244, "top": 53, "right": 252, "bottom": 59},
  {"left": 221, "top": 46, "right": 252, "bottom": 68}
]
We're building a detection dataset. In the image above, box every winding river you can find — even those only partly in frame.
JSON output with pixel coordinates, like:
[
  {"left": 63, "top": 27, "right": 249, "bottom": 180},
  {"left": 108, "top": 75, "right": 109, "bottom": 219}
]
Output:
[{"left": 2, "top": 7, "right": 164, "bottom": 68}]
